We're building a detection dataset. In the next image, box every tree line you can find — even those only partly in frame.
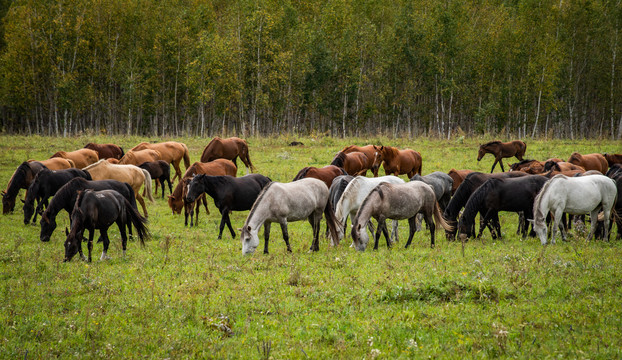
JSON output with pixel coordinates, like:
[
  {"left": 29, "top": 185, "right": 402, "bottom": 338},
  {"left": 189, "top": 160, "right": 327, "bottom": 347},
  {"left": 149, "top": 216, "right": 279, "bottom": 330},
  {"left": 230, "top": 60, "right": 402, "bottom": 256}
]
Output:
[{"left": 0, "top": 0, "right": 620, "bottom": 139}]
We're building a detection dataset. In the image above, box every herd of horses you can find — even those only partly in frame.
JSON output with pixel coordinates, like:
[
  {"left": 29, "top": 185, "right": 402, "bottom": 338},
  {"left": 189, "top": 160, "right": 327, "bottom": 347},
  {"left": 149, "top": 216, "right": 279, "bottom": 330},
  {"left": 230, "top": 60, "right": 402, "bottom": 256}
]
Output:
[{"left": 2, "top": 137, "right": 621, "bottom": 260}]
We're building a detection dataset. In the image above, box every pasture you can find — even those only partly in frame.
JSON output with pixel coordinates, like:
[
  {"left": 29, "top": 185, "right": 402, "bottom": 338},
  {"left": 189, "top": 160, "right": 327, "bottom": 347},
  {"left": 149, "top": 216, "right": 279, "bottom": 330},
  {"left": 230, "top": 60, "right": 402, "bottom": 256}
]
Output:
[{"left": 0, "top": 134, "right": 621, "bottom": 358}]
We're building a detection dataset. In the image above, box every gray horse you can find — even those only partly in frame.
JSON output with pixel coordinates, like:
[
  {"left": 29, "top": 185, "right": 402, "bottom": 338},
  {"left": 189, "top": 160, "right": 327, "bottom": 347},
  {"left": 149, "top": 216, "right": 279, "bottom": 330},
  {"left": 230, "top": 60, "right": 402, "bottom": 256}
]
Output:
[{"left": 409, "top": 171, "right": 453, "bottom": 211}]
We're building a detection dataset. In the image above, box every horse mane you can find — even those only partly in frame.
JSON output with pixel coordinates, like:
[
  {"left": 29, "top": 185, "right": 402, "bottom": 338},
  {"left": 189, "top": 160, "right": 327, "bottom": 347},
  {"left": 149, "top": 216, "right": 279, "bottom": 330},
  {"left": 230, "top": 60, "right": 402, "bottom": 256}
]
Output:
[
  {"left": 513, "top": 159, "right": 536, "bottom": 167},
  {"left": 383, "top": 146, "right": 399, "bottom": 158},
  {"left": 245, "top": 181, "right": 276, "bottom": 224},
  {"left": 481, "top": 140, "right": 502, "bottom": 147},
  {"left": 331, "top": 152, "right": 346, "bottom": 168},
  {"left": 293, "top": 167, "right": 311, "bottom": 181},
  {"left": 533, "top": 174, "right": 566, "bottom": 222},
  {"left": 83, "top": 159, "right": 108, "bottom": 171},
  {"left": 356, "top": 183, "right": 384, "bottom": 220},
  {"left": 5, "top": 162, "right": 31, "bottom": 195},
  {"left": 443, "top": 175, "right": 480, "bottom": 220}
]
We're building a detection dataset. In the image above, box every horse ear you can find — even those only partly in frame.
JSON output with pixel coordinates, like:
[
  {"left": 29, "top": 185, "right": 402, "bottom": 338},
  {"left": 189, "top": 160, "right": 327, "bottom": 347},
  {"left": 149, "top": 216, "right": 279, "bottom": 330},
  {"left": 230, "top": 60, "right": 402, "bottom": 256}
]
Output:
[{"left": 20, "top": 199, "right": 25, "bottom": 203}]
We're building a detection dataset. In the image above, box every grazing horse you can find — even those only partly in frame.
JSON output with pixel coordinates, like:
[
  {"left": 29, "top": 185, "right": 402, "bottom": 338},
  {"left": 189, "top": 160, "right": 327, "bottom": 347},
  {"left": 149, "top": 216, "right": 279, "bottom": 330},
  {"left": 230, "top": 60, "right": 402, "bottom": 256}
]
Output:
[
  {"left": 335, "top": 175, "right": 404, "bottom": 243},
  {"left": 477, "top": 140, "right": 526, "bottom": 173},
  {"left": 532, "top": 174, "right": 617, "bottom": 244},
  {"left": 240, "top": 178, "right": 341, "bottom": 254},
  {"left": 64, "top": 190, "right": 149, "bottom": 262},
  {"left": 293, "top": 165, "right": 347, "bottom": 189},
  {"left": 185, "top": 174, "right": 271, "bottom": 239},
  {"left": 350, "top": 182, "right": 452, "bottom": 251},
  {"left": 604, "top": 153, "right": 622, "bottom": 167},
  {"left": 200, "top": 137, "right": 255, "bottom": 173},
  {"left": 40, "top": 178, "right": 137, "bottom": 242},
  {"left": 119, "top": 149, "right": 161, "bottom": 166},
  {"left": 410, "top": 172, "right": 453, "bottom": 211},
  {"left": 330, "top": 152, "right": 371, "bottom": 176},
  {"left": 374, "top": 145, "right": 422, "bottom": 178},
  {"left": 83, "top": 160, "right": 154, "bottom": 217},
  {"left": 138, "top": 161, "right": 172, "bottom": 198},
  {"left": 341, "top": 145, "right": 383, "bottom": 177},
  {"left": 22, "top": 168, "right": 91, "bottom": 224},
  {"left": 457, "top": 175, "right": 548, "bottom": 241},
  {"left": 567, "top": 152, "right": 608, "bottom": 174},
  {"left": 50, "top": 148, "right": 99, "bottom": 169},
  {"left": 84, "top": 143, "right": 124, "bottom": 160},
  {"left": 447, "top": 169, "right": 473, "bottom": 194},
  {"left": 2, "top": 161, "right": 47, "bottom": 214},
  {"left": 131, "top": 142, "right": 191, "bottom": 183}
]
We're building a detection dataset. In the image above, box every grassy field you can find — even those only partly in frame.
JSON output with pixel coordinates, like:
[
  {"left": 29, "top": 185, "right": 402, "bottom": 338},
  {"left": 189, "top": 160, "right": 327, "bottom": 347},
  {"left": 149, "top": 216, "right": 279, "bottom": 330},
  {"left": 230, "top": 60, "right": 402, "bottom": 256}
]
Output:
[{"left": 0, "top": 134, "right": 621, "bottom": 359}]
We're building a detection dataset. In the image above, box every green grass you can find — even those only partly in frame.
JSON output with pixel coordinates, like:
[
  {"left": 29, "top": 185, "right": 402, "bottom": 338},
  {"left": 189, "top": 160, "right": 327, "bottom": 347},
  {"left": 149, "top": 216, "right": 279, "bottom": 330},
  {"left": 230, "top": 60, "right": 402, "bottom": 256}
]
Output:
[{"left": 0, "top": 134, "right": 621, "bottom": 359}]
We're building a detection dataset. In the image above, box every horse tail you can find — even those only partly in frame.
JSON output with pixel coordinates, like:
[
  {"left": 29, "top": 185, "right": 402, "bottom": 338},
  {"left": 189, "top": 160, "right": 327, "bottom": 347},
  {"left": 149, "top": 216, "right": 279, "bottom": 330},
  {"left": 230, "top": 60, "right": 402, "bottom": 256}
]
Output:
[
  {"left": 293, "top": 167, "right": 310, "bottom": 181},
  {"left": 241, "top": 141, "right": 255, "bottom": 173},
  {"left": 141, "top": 169, "right": 155, "bottom": 203},
  {"left": 124, "top": 198, "right": 150, "bottom": 245},
  {"left": 182, "top": 143, "right": 191, "bottom": 169},
  {"left": 433, "top": 200, "right": 453, "bottom": 232},
  {"left": 331, "top": 152, "right": 346, "bottom": 168},
  {"left": 324, "top": 200, "right": 342, "bottom": 246}
]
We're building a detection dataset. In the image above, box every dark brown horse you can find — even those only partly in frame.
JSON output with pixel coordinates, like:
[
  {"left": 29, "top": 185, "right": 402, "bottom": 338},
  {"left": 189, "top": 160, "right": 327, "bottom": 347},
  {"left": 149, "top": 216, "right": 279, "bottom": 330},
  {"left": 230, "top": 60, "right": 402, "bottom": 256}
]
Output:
[
  {"left": 374, "top": 145, "right": 422, "bottom": 178},
  {"left": 477, "top": 140, "right": 527, "bottom": 173},
  {"left": 330, "top": 151, "right": 370, "bottom": 176},
  {"left": 131, "top": 142, "right": 191, "bottom": 183},
  {"left": 200, "top": 137, "right": 255, "bottom": 173},
  {"left": 293, "top": 165, "right": 347, "bottom": 189},
  {"left": 340, "top": 145, "right": 383, "bottom": 177},
  {"left": 447, "top": 169, "right": 473, "bottom": 194},
  {"left": 50, "top": 148, "right": 99, "bottom": 169},
  {"left": 567, "top": 152, "right": 608, "bottom": 174},
  {"left": 84, "top": 143, "right": 124, "bottom": 160},
  {"left": 604, "top": 153, "right": 622, "bottom": 167}
]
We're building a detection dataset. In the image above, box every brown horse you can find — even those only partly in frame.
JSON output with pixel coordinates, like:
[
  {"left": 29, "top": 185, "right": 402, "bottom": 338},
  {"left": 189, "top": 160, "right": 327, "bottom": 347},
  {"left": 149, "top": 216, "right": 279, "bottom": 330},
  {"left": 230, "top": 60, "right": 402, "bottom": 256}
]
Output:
[
  {"left": 374, "top": 145, "right": 422, "bottom": 178},
  {"left": 200, "top": 137, "right": 255, "bottom": 173},
  {"left": 544, "top": 161, "right": 585, "bottom": 172},
  {"left": 50, "top": 148, "right": 99, "bottom": 169},
  {"left": 37, "top": 158, "right": 75, "bottom": 169},
  {"left": 447, "top": 169, "right": 473, "bottom": 194},
  {"left": 84, "top": 143, "right": 124, "bottom": 160},
  {"left": 510, "top": 158, "right": 563, "bottom": 174},
  {"left": 477, "top": 140, "right": 527, "bottom": 173},
  {"left": 131, "top": 142, "right": 191, "bottom": 183},
  {"left": 340, "top": 145, "right": 383, "bottom": 177},
  {"left": 106, "top": 158, "right": 120, "bottom": 164},
  {"left": 3, "top": 161, "right": 47, "bottom": 214},
  {"left": 293, "top": 165, "right": 347, "bottom": 189},
  {"left": 119, "top": 149, "right": 162, "bottom": 166},
  {"left": 330, "top": 151, "right": 370, "bottom": 176},
  {"left": 604, "top": 153, "right": 622, "bottom": 167},
  {"left": 567, "top": 152, "right": 608, "bottom": 174},
  {"left": 83, "top": 159, "right": 154, "bottom": 217}
]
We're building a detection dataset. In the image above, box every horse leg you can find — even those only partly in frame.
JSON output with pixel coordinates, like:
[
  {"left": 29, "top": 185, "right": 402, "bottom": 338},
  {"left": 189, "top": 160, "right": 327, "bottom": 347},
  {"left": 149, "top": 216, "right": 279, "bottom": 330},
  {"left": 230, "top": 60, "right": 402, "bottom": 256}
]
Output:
[
  {"left": 136, "top": 194, "right": 148, "bottom": 218},
  {"left": 172, "top": 160, "right": 183, "bottom": 184},
  {"left": 373, "top": 220, "right": 385, "bottom": 250},
  {"left": 193, "top": 200, "right": 201, "bottom": 227},
  {"left": 423, "top": 211, "right": 436, "bottom": 248},
  {"left": 118, "top": 220, "right": 127, "bottom": 257},
  {"left": 587, "top": 209, "right": 600, "bottom": 242},
  {"left": 100, "top": 228, "right": 111, "bottom": 260},
  {"left": 405, "top": 217, "right": 417, "bottom": 249},
  {"left": 381, "top": 220, "right": 392, "bottom": 249},
  {"left": 552, "top": 209, "right": 564, "bottom": 244},
  {"left": 309, "top": 213, "right": 321, "bottom": 251},
  {"left": 87, "top": 230, "right": 94, "bottom": 263},
  {"left": 263, "top": 222, "right": 271, "bottom": 254},
  {"left": 391, "top": 219, "right": 399, "bottom": 244},
  {"left": 166, "top": 176, "right": 173, "bottom": 198},
  {"left": 279, "top": 220, "right": 294, "bottom": 252},
  {"left": 225, "top": 211, "right": 236, "bottom": 239},
  {"left": 498, "top": 158, "right": 505, "bottom": 172}
]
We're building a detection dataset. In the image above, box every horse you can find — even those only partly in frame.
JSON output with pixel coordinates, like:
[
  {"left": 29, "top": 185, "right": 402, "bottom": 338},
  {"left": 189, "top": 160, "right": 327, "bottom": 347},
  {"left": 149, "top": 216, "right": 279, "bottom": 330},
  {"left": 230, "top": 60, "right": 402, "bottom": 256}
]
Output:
[
  {"left": 567, "top": 152, "right": 608, "bottom": 174},
  {"left": 118, "top": 149, "right": 161, "bottom": 166},
  {"left": 167, "top": 159, "right": 238, "bottom": 224},
  {"left": 84, "top": 143, "right": 124, "bottom": 160},
  {"left": 200, "top": 137, "right": 255, "bottom": 174},
  {"left": 350, "top": 182, "right": 452, "bottom": 251},
  {"left": 185, "top": 174, "right": 272, "bottom": 239},
  {"left": 293, "top": 165, "right": 347, "bottom": 189},
  {"left": 22, "top": 168, "right": 92, "bottom": 224},
  {"left": 510, "top": 158, "right": 563, "bottom": 174},
  {"left": 604, "top": 153, "right": 622, "bottom": 167},
  {"left": 409, "top": 172, "right": 453, "bottom": 211},
  {"left": 374, "top": 145, "right": 422, "bottom": 178},
  {"left": 328, "top": 175, "right": 354, "bottom": 212},
  {"left": 130, "top": 141, "right": 191, "bottom": 183},
  {"left": 543, "top": 160, "right": 586, "bottom": 173},
  {"left": 138, "top": 161, "right": 172, "bottom": 198},
  {"left": 64, "top": 189, "right": 150, "bottom": 262},
  {"left": 457, "top": 175, "right": 548, "bottom": 241},
  {"left": 340, "top": 145, "right": 383, "bottom": 177},
  {"left": 447, "top": 169, "right": 473, "bottom": 195},
  {"left": 335, "top": 175, "right": 405, "bottom": 243},
  {"left": 2, "top": 161, "right": 47, "bottom": 214},
  {"left": 477, "top": 140, "right": 527, "bottom": 173},
  {"left": 37, "top": 158, "right": 75, "bottom": 169},
  {"left": 240, "top": 178, "right": 340, "bottom": 254},
  {"left": 443, "top": 171, "right": 529, "bottom": 240},
  {"left": 83, "top": 159, "right": 154, "bottom": 217},
  {"left": 40, "top": 178, "right": 137, "bottom": 242},
  {"left": 330, "top": 151, "right": 371, "bottom": 176},
  {"left": 50, "top": 148, "right": 99, "bottom": 169},
  {"left": 532, "top": 174, "right": 617, "bottom": 244}
]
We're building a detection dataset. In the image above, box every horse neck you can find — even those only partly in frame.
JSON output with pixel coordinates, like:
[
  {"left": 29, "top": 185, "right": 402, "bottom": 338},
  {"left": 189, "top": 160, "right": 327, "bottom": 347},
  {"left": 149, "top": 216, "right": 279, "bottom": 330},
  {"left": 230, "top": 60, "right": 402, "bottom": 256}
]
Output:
[
  {"left": 444, "top": 181, "right": 475, "bottom": 220},
  {"left": 5, "top": 165, "right": 28, "bottom": 197},
  {"left": 460, "top": 186, "right": 487, "bottom": 227},
  {"left": 244, "top": 198, "right": 271, "bottom": 232},
  {"left": 45, "top": 187, "right": 72, "bottom": 220},
  {"left": 352, "top": 192, "right": 377, "bottom": 228}
]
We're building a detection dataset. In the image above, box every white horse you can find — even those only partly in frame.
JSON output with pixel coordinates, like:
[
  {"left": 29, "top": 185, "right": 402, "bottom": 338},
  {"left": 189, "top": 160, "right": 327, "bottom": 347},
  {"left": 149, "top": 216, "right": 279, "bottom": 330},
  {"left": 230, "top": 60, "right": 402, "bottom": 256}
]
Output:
[
  {"left": 335, "top": 175, "right": 404, "bottom": 242},
  {"left": 240, "top": 178, "right": 340, "bottom": 255},
  {"left": 531, "top": 174, "right": 617, "bottom": 244},
  {"left": 351, "top": 181, "right": 453, "bottom": 251}
]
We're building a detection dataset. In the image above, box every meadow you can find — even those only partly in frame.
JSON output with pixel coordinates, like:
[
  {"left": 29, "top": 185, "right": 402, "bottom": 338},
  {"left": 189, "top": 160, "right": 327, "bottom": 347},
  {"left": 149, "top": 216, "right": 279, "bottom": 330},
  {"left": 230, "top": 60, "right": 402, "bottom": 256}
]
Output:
[{"left": 0, "top": 134, "right": 621, "bottom": 359}]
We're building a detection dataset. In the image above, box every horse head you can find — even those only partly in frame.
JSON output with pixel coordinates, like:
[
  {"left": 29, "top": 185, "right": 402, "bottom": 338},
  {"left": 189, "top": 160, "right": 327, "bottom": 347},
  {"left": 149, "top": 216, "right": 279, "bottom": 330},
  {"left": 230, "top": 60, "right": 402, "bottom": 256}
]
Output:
[
  {"left": 39, "top": 213, "right": 56, "bottom": 242},
  {"left": 350, "top": 222, "right": 370, "bottom": 251},
  {"left": 477, "top": 145, "right": 486, "bottom": 161},
  {"left": 240, "top": 225, "right": 259, "bottom": 254}
]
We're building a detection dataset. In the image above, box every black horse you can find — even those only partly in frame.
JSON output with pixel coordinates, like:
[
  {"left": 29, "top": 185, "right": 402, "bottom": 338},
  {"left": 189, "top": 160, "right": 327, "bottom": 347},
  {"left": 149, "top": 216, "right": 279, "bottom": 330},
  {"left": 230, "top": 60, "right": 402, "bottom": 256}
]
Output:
[
  {"left": 40, "top": 178, "right": 137, "bottom": 242},
  {"left": 457, "top": 175, "right": 548, "bottom": 240},
  {"left": 185, "top": 174, "right": 271, "bottom": 239},
  {"left": 443, "top": 171, "right": 529, "bottom": 240},
  {"left": 64, "top": 189, "right": 150, "bottom": 262},
  {"left": 23, "top": 168, "right": 92, "bottom": 225},
  {"left": 138, "top": 160, "right": 172, "bottom": 198},
  {"left": 2, "top": 161, "right": 47, "bottom": 214}
]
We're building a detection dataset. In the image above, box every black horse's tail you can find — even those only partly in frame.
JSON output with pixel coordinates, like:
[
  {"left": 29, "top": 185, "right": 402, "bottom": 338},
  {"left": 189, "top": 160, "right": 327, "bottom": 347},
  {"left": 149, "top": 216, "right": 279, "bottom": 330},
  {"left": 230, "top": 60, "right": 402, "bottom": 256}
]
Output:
[{"left": 125, "top": 198, "right": 150, "bottom": 245}]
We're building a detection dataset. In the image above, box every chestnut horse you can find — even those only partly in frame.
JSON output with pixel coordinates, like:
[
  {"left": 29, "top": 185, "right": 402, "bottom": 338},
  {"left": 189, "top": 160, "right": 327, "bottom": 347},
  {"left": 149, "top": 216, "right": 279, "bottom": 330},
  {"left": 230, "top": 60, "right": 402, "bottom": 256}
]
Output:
[
  {"left": 83, "top": 159, "right": 154, "bottom": 217},
  {"left": 84, "top": 143, "right": 124, "bottom": 160},
  {"left": 293, "top": 165, "right": 347, "bottom": 189},
  {"left": 567, "top": 152, "right": 608, "bottom": 174},
  {"left": 340, "top": 145, "right": 383, "bottom": 177},
  {"left": 330, "top": 151, "right": 370, "bottom": 176},
  {"left": 200, "top": 137, "right": 255, "bottom": 174},
  {"left": 131, "top": 142, "right": 190, "bottom": 183},
  {"left": 447, "top": 169, "right": 473, "bottom": 194},
  {"left": 119, "top": 149, "right": 162, "bottom": 166},
  {"left": 477, "top": 140, "right": 526, "bottom": 173},
  {"left": 374, "top": 145, "right": 422, "bottom": 178},
  {"left": 604, "top": 153, "right": 622, "bottom": 167},
  {"left": 50, "top": 148, "right": 99, "bottom": 169}
]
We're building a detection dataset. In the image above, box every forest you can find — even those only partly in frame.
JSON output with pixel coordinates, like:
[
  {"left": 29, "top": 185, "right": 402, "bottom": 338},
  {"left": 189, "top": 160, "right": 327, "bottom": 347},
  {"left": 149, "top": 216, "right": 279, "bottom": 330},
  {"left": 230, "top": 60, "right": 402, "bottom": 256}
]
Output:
[{"left": 0, "top": 0, "right": 620, "bottom": 138}]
